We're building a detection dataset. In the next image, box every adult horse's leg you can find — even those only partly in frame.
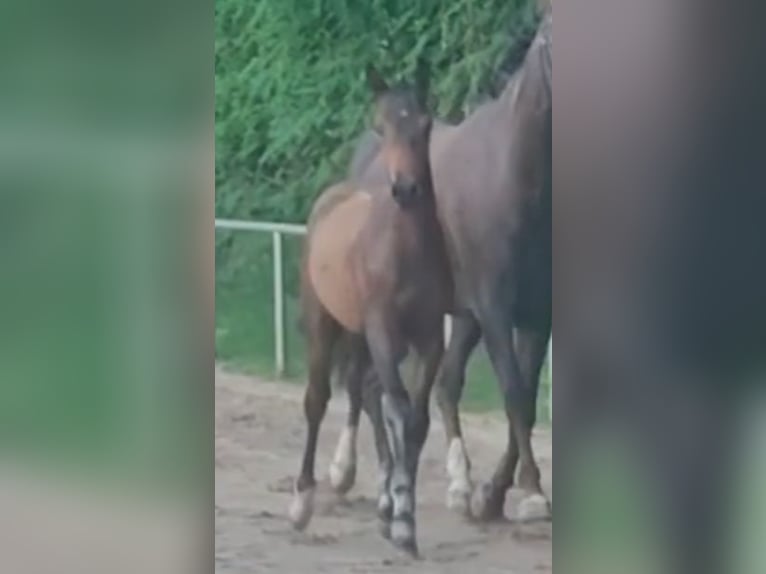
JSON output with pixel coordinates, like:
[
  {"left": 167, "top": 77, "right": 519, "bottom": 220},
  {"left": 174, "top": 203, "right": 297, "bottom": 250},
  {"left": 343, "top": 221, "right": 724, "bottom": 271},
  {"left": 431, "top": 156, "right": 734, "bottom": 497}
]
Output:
[
  {"left": 329, "top": 337, "right": 369, "bottom": 495},
  {"left": 289, "top": 305, "right": 339, "bottom": 530},
  {"left": 471, "top": 301, "right": 539, "bottom": 521},
  {"left": 434, "top": 313, "right": 481, "bottom": 514},
  {"left": 513, "top": 325, "right": 552, "bottom": 520},
  {"left": 365, "top": 313, "right": 418, "bottom": 555},
  {"left": 409, "top": 333, "right": 445, "bottom": 479}
]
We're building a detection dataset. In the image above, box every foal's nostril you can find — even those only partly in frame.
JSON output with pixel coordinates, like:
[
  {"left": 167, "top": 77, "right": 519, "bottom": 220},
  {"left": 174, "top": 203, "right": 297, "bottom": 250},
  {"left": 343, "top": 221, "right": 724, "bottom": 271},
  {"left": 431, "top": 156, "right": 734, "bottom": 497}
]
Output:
[{"left": 392, "top": 178, "right": 418, "bottom": 203}]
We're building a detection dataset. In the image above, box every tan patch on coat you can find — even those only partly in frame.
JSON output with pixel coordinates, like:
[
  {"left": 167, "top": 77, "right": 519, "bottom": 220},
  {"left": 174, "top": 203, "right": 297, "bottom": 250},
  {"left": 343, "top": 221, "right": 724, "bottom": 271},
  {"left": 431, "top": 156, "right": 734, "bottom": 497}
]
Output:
[{"left": 308, "top": 192, "right": 372, "bottom": 332}]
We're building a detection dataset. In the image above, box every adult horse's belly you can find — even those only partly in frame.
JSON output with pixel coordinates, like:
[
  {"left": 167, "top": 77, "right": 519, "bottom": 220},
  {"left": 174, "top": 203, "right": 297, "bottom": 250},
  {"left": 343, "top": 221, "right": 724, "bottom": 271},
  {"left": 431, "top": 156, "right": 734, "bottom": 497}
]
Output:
[{"left": 308, "top": 192, "right": 371, "bottom": 333}]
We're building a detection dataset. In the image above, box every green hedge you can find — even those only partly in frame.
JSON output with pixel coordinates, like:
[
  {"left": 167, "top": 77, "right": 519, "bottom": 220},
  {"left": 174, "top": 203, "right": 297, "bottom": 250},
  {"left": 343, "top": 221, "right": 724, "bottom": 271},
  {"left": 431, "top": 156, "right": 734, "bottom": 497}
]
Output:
[{"left": 215, "top": 0, "right": 539, "bottom": 228}]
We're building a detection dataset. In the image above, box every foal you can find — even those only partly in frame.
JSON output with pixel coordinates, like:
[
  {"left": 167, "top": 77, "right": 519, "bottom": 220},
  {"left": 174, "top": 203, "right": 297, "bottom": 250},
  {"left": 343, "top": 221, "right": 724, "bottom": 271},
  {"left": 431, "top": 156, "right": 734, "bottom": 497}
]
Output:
[{"left": 289, "top": 63, "right": 451, "bottom": 556}]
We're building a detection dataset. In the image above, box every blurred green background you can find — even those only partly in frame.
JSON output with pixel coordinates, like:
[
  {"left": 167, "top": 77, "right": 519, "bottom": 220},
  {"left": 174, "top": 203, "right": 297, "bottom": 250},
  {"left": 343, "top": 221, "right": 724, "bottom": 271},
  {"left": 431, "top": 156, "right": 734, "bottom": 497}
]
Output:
[{"left": 0, "top": 0, "right": 209, "bottom": 495}]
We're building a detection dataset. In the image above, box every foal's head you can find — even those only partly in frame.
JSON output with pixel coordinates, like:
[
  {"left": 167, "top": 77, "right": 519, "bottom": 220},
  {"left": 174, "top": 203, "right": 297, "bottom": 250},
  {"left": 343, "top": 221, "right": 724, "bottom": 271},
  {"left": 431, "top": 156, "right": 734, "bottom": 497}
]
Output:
[{"left": 365, "top": 61, "right": 433, "bottom": 207}]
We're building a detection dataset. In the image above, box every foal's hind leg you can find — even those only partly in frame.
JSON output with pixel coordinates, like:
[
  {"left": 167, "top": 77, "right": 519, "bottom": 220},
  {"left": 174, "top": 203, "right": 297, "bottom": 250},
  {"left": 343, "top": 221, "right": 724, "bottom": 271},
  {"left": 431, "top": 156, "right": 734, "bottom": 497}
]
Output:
[
  {"left": 329, "top": 337, "right": 369, "bottom": 495},
  {"left": 434, "top": 314, "right": 481, "bottom": 514},
  {"left": 289, "top": 309, "right": 339, "bottom": 530}
]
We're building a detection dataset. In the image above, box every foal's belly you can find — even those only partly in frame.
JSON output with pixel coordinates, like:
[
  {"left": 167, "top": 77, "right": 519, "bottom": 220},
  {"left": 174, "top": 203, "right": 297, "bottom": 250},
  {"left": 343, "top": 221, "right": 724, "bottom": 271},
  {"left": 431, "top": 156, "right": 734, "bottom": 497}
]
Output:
[{"left": 308, "top": 193, "right": 371, "bottom": 332}]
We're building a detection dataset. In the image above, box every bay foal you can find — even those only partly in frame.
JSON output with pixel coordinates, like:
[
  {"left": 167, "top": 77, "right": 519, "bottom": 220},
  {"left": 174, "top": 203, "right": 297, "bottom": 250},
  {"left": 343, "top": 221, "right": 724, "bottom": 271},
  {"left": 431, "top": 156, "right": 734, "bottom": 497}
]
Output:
[{"left": 289, "top": 62, "right": 451, "bottom": 556}]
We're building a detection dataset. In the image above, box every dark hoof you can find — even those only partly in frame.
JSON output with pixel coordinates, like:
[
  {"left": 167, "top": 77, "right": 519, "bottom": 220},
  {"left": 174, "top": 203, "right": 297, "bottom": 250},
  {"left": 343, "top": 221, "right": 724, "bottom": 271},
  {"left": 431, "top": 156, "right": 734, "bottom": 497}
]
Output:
[
  {"left": 390, "top": 518, "right": 418, "bottom": 557},
  {"left": 379, "top": 518, "right": 392, "bottom": 540},
  {"left": 470, "top": 482, "right": 506, "bottom": 522},
  {"left": 391, "top": 535, "right": 419, "bottom": 558},
  {"left": 377, "top": 495, "right": 393, "bottom": 523}
]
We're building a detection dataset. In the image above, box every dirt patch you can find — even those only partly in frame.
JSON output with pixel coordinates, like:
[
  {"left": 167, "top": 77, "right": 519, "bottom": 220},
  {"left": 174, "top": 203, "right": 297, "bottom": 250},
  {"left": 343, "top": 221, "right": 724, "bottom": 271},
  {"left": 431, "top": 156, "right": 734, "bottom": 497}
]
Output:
[{"left": 215, "top": 366, "right": 551, "bottom": 573}]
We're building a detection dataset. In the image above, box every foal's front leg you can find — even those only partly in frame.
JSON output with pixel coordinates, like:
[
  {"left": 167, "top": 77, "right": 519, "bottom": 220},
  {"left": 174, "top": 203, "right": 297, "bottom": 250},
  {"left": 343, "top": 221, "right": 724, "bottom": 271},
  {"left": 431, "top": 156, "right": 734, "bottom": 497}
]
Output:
[
  {"left": 360, "top": 370, "right": 394, "bottom": 538},
  {"left": 366, "top": 314, "right": 418, "bottom": 556}
]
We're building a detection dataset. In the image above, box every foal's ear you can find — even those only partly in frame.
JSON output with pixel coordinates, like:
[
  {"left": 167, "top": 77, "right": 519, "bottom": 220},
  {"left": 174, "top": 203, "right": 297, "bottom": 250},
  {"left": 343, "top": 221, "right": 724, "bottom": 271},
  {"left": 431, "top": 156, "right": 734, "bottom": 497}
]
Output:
[
  {"left": 414, "top": 57, "right": 430, "bottom": 106},
  {"left": 365, "top": 65, "right": 389, "bottom": 97}
]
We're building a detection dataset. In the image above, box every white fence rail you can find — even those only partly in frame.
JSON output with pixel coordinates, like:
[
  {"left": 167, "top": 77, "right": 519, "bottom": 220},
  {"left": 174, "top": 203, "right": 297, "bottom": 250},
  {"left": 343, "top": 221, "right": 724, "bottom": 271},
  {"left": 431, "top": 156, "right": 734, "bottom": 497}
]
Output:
[
  {"left": 216, "top": 218, "right": 306, "bottom": 375},
  {"left": 215, "top": 218, "right": 551, "bottom": 421}
]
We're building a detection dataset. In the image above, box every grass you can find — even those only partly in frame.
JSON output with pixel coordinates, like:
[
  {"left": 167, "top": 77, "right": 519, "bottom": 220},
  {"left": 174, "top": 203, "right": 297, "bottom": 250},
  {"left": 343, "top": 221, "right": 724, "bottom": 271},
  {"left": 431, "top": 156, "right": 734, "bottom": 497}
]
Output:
[{"left": 215, "top": 233, "right": 551, "bottom": 421}]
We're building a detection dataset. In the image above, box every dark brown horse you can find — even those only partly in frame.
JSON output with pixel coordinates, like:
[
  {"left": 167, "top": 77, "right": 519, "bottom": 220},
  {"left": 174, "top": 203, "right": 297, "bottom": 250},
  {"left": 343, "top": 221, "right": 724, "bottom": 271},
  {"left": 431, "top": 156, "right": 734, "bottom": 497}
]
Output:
[
  {"left": 289, "top": 62, "right": 452, "bottom": 555},
  {"left": 346, "top": 9, "right": 552, "bottom": 522}
]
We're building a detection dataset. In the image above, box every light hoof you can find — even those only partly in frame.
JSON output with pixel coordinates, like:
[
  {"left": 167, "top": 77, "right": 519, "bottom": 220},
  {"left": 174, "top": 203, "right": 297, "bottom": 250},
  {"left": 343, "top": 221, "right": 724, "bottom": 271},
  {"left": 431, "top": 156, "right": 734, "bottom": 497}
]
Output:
[
  {"left": 288, "top": 486, "right": 315, "bottom": 531},
  {"left": 329, "top": 461, "right": 357, "bottom": 495},
  {"left": 446, "top": 482, "right": 472, "bottom": 516},
  {"left": 470, "top": 481, "right": 505, "bottom": 522},
  {"left": 518, "top": 492, "right": 552, "bottom": 522},
  {"left": 329, "top": 426, "right": 357, "bottom": 495},
  {"left": 445, "top": 438, "right": 473, "bottom": 516}
]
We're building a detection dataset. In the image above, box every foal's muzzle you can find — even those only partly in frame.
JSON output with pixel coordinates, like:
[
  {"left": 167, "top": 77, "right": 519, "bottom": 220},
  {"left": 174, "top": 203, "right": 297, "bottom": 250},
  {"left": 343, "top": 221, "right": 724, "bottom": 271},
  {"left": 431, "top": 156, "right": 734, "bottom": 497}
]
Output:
[{"left": 391, "top": 176, "right": 419, "bottom": 206}]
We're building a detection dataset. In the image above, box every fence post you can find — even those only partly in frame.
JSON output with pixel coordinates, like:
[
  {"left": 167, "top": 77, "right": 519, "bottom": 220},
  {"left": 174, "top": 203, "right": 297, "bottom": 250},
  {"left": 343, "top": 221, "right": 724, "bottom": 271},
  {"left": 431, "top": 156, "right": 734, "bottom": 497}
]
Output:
[{"left": 273, "top": 231, "right": 286, "bottom": 376}]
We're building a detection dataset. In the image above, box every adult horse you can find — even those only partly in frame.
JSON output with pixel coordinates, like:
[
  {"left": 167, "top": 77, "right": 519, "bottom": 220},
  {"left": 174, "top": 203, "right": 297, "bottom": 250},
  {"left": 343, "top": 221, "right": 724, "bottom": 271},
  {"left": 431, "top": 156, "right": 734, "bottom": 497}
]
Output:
[
  {"left": 290, "top": 62, "right": 452, "bottom": 556},
  {"left": 346, "top": 9, "right": 552, "bottom": 521}
]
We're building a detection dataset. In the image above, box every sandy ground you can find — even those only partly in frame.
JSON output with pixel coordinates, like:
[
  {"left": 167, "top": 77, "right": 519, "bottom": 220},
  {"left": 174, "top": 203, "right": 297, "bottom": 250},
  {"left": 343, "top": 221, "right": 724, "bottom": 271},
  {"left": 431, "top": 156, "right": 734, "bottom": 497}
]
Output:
[{"left": 215, "top": 366, "right": 552, "bottom": 573}]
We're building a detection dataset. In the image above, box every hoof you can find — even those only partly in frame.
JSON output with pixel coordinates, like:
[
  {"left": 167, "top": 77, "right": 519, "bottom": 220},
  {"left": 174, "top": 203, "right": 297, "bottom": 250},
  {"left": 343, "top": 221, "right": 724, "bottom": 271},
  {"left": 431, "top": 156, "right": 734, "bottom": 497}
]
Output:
[
  {"left": 329, "top": 461, "right": 356, "bottom": 495},
  {"left": 378, "top": 518, "right": 392, "bottom": 540},
  {"left": 446, "top": 482, "right": 472, "bottom": 516},
  {"left": 377, "top": 493, "right": 393, "bottom": 522},
  {"left": 329, "top": 426, "right": 357, "bottom": 495},
  {"left": 518, "top": 492, "right": 552, "bottom": 522},
  {"left": 445, "top": 438, "right": 473, "bottom": 516},
  {"left": 470, "top": 482, "right": 505, "bottom": 522},
  {"left": 288, "top": 485, "right": 315, "bottom": 531},
  {"left": 390, "top": 518, "right": 418, "bottom": 557}
]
